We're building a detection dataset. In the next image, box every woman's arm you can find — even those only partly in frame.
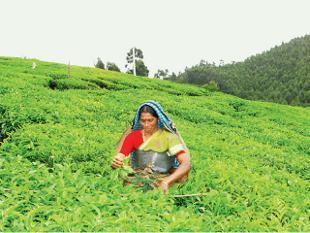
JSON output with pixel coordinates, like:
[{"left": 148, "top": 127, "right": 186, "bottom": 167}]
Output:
[
  {"left": 112, "top": 124, "right": 132, "bottom": 169},
  {"left": 175, "top": 128, "right": 191, "bottom": 156},
  {"left": 115, "top": 124, "right": 132, "bottom": 154},
  {"left": 111, "top": 153, "right": 126, "bottom": 169},
  {"left": 158, "top": 153, "right": 191, "bottom": 193}
]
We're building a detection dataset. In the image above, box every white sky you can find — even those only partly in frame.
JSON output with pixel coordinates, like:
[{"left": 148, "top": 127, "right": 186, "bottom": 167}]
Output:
[{"left": 0, "top": 0, "right": 309, "bottom": 76}]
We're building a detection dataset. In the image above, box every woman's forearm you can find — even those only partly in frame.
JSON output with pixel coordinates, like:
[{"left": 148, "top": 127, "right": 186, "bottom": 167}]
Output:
[{"left": 165, "top": 161, "right": 191, "bottom": 185}]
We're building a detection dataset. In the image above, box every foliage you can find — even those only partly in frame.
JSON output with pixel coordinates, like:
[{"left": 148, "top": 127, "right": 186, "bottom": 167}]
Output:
[
  {"left": 154, "top": 69, "right": 169, "bottom": 79},
  {"left": 0, "top": 56, "right": 309, "bottom": 231},
  {"left": 135, "top": 60, "right": 149, "bottom": 77},
  {"left": 169, "top": 35, "right": 310, "bottom": 106},
  {"left": 106, "top": 62, "right": 120, "bottom": 72},
  {"left": 126, "top": 47, "right": 144, "bottom": 62},
  {"left": 95, "top": 57, "right": 105, "bottom": 69},
  {"left": 126, "top": 60, "right": 149, "bottom": 77},
  {"left": 202, "top": 80, "right": 219, "bottom": 92}
]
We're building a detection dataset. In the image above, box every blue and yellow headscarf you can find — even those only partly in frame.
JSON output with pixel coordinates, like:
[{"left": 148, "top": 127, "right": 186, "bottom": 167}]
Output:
[{"left": 131, "top": 100, "right": 176, "bottom": 134}]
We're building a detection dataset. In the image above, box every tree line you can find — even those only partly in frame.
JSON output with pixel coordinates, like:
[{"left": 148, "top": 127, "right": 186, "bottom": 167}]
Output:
[
  {"left": 95, "top": 47, "right": 172, "bottom": 79},
  {"left": 165, "top": 35, "right": 310, "bottom": 106},
  {"left": 94, "top": 35, "right": 309, "bottom": 106}
]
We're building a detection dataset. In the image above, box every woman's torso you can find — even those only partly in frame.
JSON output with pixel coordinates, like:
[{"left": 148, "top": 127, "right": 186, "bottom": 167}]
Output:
[{"left": 120, "top": 129, "right": 185, "bottom": 172}]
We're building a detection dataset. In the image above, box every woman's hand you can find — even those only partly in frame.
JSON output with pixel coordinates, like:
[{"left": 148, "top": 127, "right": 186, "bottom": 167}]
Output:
[
  {"left": 154, "top": 179, "right": 169, "bottom": 194},
  {"left": 154, "top": 153, "right": 191, "bottom": 193},
  {"left": 111, "top": 153, "right": 126, "bottom": 169},
  {"left": 159, "top": 180, "right": 169, "bottom": 194}
]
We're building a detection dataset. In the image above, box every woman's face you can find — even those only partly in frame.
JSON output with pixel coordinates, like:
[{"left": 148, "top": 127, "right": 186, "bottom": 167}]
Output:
[{"left": 140, "top": 112, "right": 158, "bottom": 133}]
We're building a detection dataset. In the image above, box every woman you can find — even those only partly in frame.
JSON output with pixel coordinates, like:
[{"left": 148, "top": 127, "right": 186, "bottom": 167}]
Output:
[{"left": 112, "top": 100, "right": 191, "bottom": 193}]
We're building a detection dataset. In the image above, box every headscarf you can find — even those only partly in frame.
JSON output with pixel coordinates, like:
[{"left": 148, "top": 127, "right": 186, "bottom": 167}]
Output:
[{"left": 131, "top": 100, "right": 176, "bottom": 134}]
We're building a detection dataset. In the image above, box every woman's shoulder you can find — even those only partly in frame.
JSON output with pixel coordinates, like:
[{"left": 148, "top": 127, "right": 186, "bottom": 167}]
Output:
[{"left": 127, "top": 129, "right": 142, "bottom": 137}]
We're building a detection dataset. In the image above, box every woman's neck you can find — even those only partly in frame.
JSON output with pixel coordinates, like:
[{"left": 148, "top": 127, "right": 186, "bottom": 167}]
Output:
[{"left": 142, "top": 128, "right": 158, "bottom": 137}]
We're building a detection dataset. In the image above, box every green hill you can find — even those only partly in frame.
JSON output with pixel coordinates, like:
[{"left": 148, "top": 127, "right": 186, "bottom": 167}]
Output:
[
  {"left": 0, "top": 56, "right": 309, "bottom": 231},
  {"left": 174, "top": 35, "right": 310, "bottom": 106}
]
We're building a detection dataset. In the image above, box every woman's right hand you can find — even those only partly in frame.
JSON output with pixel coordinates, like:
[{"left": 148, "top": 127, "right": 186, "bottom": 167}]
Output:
[{"left": 111, "top": 153, "right": 126, "bottom": 169}]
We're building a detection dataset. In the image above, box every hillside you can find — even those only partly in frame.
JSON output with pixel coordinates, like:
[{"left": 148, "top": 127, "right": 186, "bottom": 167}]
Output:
[
  {"left": 0, "top": 56, "right": 309, "bottom": 231},
  {"left": 174, "top": 35, "right": 310, "bottom": 106}
]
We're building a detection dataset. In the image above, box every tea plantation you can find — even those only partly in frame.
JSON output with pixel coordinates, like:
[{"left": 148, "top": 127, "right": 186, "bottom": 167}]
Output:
[{"left": 0, "top": 56, "right": 309, "bottom": 231}]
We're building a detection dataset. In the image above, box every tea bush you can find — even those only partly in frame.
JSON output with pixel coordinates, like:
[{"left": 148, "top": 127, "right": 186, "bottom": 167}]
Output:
[
  {"left": 0, "top": 56, "right": 309, "bottom": 231},
  {"left": 48, "top": 78, "right": 99, "bottom": 90}
]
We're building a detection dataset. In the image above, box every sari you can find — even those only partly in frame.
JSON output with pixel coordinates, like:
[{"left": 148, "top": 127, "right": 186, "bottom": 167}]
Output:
[
  {"left": 130, "top": 100, "right": 185, "bottom": 172},
  {"left": 130, "top": 128, "right": 185, "bottom": 172}
]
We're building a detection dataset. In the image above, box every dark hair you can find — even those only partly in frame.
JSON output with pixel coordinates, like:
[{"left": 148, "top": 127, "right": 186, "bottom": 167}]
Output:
[{"left": 139, "top": 105, "right": 158, "bottom": 118}]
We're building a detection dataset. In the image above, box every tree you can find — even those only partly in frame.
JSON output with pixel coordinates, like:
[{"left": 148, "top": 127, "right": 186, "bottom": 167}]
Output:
[
  {"left": 165, "top": 72, "right": 178, "bottom": 81},
  {"left": 126, "top": 48, "right": 144, "bottom": 62},
  {"left": 95, "top": 57, "right": 105, "bottom": 69},
  {"left": 106, "top": 62, "right": 120, "bottom": 72},
  {"left": 154, "top": 69, "right": 169, "bottom": 79},
  {"left": 136, "top": 60, "right": 149, "bottom": 77},
  {"left": 125, "top": 47, "right": 149, "bottom": 76},
  {"left": 127, "top": 60, "right": 149, "bottom": 77}
]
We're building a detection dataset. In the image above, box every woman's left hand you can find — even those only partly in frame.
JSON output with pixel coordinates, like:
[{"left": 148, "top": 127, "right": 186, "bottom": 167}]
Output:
[{"left": 154, "top": 179, "right": 169, "bottom": 194}]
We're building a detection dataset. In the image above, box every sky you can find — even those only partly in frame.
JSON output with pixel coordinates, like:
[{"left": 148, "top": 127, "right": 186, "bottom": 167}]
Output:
[{"left": 0, "top": 0, "right": 309, "bottom": 76}]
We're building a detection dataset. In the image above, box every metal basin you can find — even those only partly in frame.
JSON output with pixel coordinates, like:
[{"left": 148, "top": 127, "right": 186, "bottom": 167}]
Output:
[{"left": 131, "top": 150, "right": 175, "bottom": 173}]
